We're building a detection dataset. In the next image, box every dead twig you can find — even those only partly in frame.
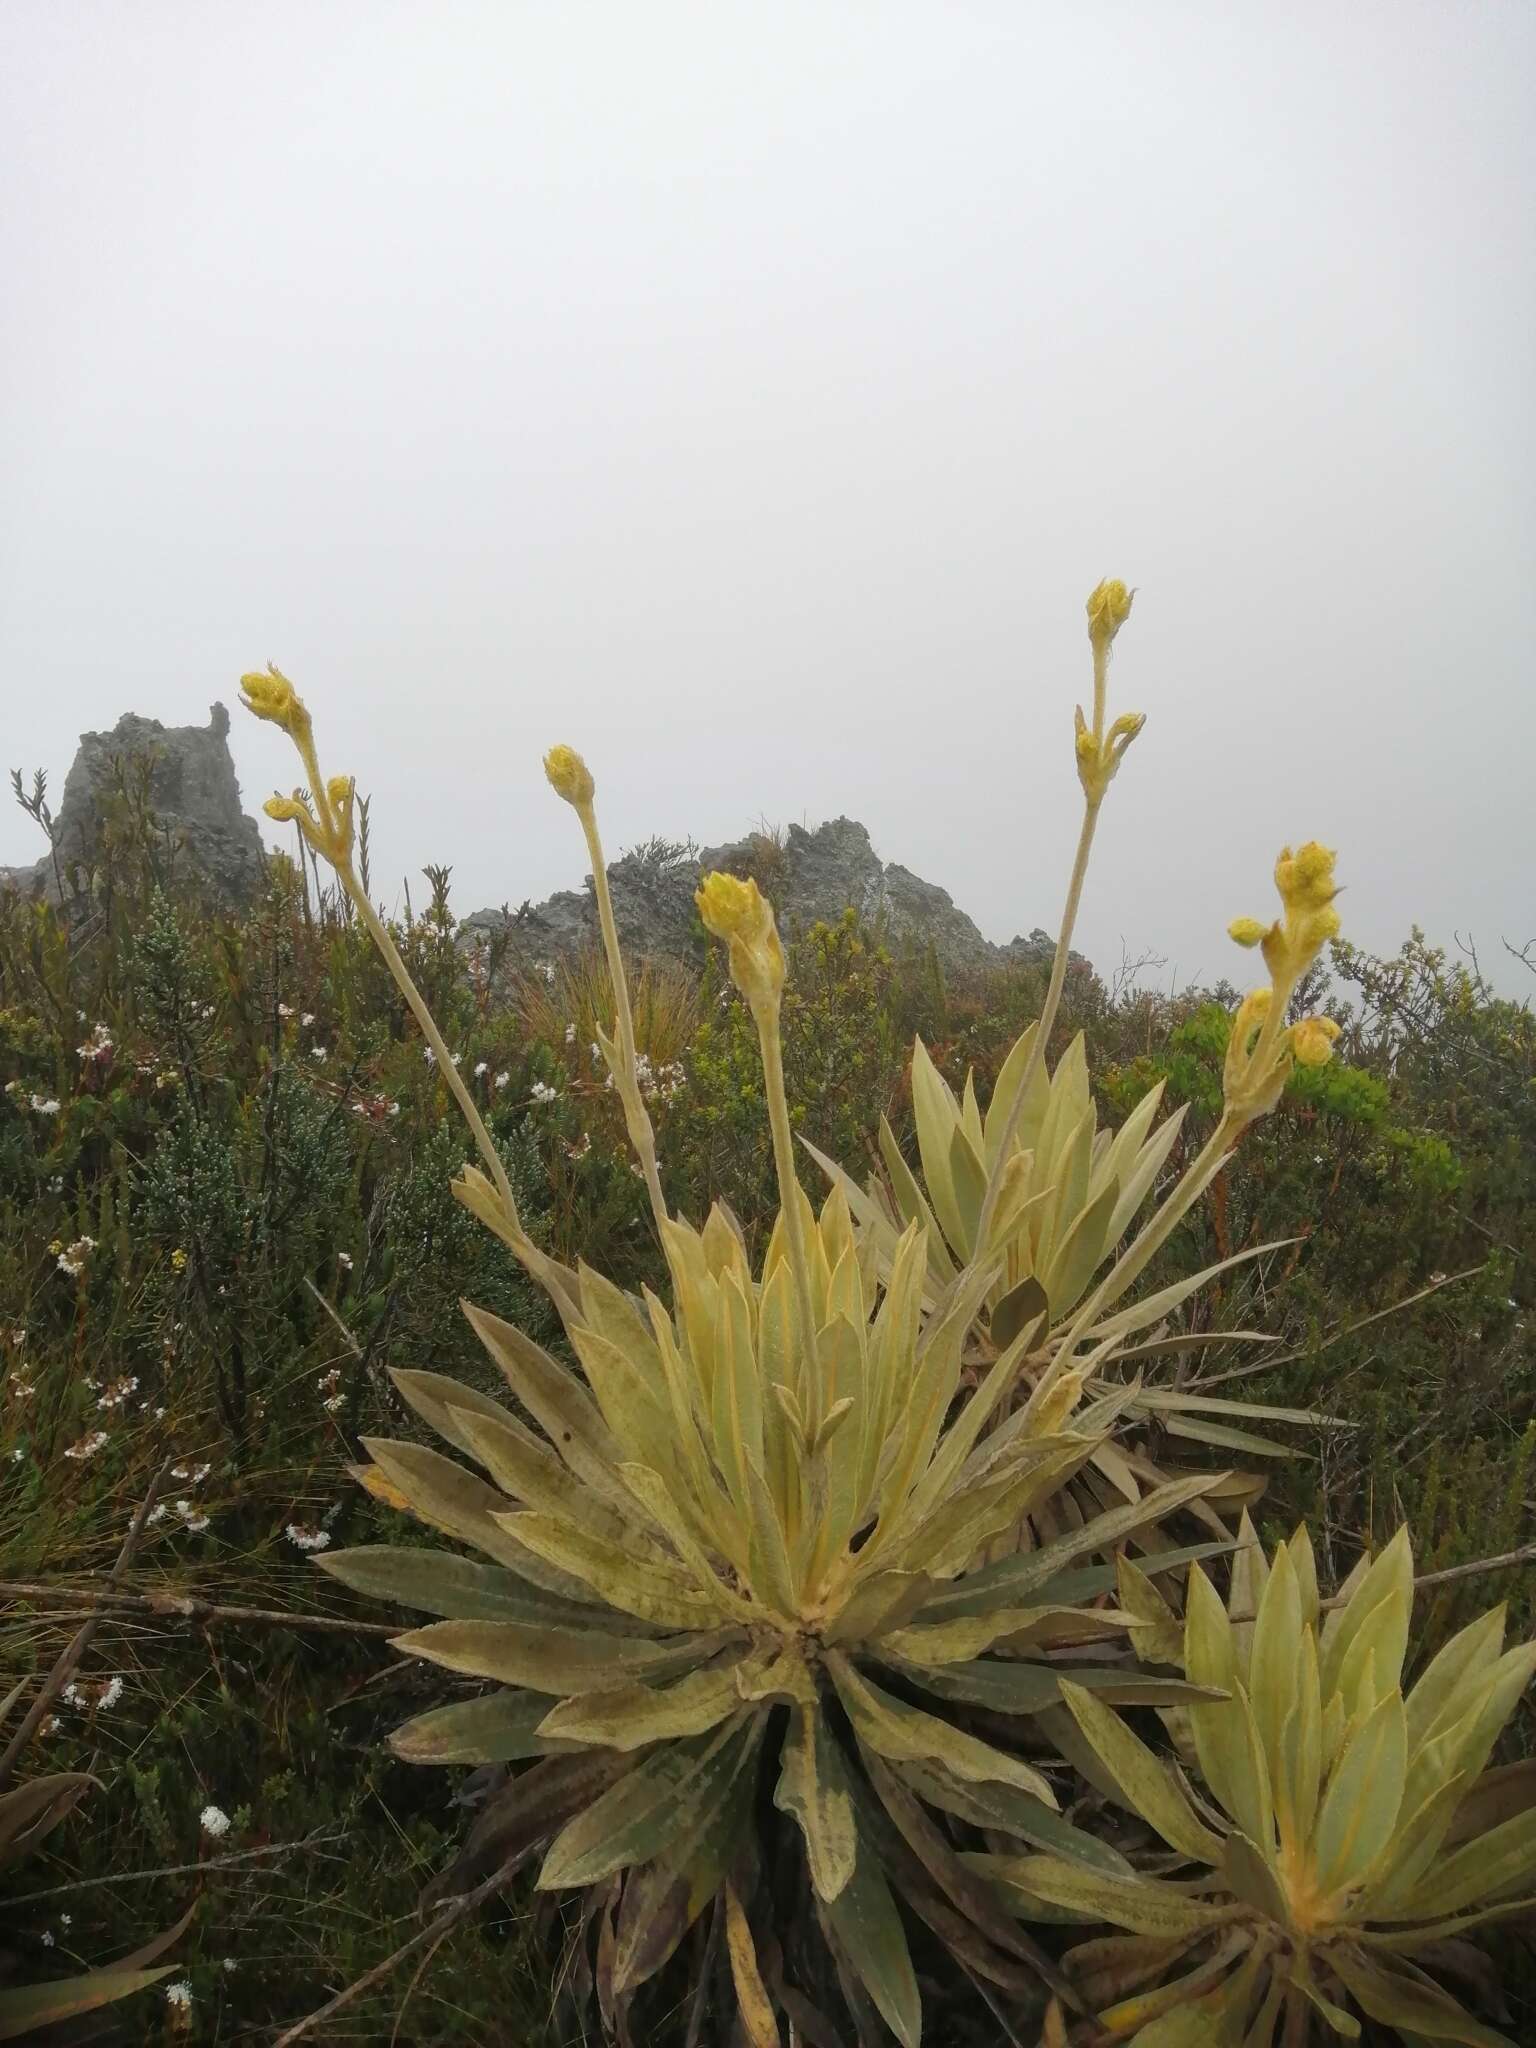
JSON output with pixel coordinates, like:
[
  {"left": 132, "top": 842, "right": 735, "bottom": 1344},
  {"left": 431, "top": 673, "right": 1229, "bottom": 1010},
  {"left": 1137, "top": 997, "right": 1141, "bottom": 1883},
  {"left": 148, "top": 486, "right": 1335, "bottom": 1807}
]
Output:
[
  {"left": 7, "top": 1831, "right": 345, "bottom": 1905},
  {"left": 1191, "top": 1264, "right": 1486, "bottom": 1392},
  {"left": 1227, "top": 1540, "right": 1536, "bottom": 1625},
  {"left": 0, "top": 1460, "right": 168, "bottom": 1790},
  {"left": 0, "top": 1580, "right": 397, "bottom": 1638},
  {"left": 270, "top": 1842, "right": 540, "bottom": 2047}
]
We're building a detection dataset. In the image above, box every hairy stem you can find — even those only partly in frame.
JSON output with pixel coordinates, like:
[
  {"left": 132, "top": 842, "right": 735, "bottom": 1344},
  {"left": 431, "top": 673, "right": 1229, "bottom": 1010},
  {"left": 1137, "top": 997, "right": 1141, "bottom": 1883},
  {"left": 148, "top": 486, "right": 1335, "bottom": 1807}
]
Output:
[
  {"left": 753, "top": 997, "right": 822, "bottom": 1423},
  {"left": 973, "top": 792, "right": 1103, "bottom": 1252},
  {"left": 576, "top": 799, "right": 670, "bottom": 1241},
  {"left": 335, "top": 867, "right": 573, "bottom": 1311}
]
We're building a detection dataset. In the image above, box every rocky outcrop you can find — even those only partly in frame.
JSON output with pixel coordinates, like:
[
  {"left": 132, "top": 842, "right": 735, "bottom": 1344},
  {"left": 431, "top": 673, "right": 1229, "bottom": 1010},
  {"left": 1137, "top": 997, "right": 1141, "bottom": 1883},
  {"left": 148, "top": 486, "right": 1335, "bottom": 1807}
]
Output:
[
  {"left": 1, "top": 704, "right": 265, "bottom": 906},
  {"left": 3, "top": 707, "right": 1065, "bottom": 975},
  {"left": 462, "top": 816, "right": 1063, "bottom": 978}
]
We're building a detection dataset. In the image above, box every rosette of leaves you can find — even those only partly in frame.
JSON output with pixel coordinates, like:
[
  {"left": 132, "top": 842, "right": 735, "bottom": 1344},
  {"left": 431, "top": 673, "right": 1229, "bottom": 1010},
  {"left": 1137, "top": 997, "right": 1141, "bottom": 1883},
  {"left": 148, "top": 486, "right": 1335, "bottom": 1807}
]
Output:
[
  {"left": 807, "top": 1026, "right": 1326, "bottom": 1526},
  {"left": 997, "top": 1524, "right": 1536, "bottom": 2045},
  {"left": 0, "top": 1683, "right": 187, "bottom": 2040},
  {"left": 321, "top": 1188, "right": 1230, "bottom": 2044}
]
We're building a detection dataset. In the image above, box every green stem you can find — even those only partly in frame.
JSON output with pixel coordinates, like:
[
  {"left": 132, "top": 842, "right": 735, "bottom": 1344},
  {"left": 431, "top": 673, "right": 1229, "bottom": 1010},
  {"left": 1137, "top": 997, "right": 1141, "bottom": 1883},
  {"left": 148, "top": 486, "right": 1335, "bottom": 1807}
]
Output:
[
  {"left": 337, "top": 867, "right": 571, "bottom": 1309},
  {"left": 754, "top": 997, "right": 822, "bottom": 1426},
  {"left": 972, "top": 793, "right": 1103, "bottom": 1252},
  {"left": 1056, "top": 1108, "right": 1240, "bottom": 1363},
  {"left": 576, "top": 802, "right": 670, "bottom": 1242}
]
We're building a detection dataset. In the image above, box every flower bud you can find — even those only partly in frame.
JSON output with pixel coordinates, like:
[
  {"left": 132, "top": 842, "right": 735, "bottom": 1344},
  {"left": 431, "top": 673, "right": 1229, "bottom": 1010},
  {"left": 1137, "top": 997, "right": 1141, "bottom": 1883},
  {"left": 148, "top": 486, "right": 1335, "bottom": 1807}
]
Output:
[
  {"left": 1274, "top": 841, "right": 1338, "bottom": 915},
  {"left": 543, "top": 745, "right": 595, "bottom": 808},
  {"left": 1228, "top": 917, "right": 1269, "bottom": 948},
  {"left": 240, "top": 665, "right": 312, "bottom": 746},
  {"left": 264, "top": 793, "right": 309, "bottom": 826},
  {"left": 1290, "top": 1016, "right": 1342, "bottom": 1068},
  {"left": 1086, "top": 578, "right": 1134, "bottom": 651},
  {"left": 696, "top": 871, "right": 785, "bottom": 1008}
]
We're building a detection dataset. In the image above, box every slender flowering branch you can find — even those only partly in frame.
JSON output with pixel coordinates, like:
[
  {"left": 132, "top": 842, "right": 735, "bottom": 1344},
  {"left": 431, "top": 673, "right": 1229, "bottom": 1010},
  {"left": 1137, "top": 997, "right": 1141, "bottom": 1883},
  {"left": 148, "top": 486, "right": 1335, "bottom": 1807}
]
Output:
[
  {"left": 972, "top": 581, "right": 1142, "bottom": 1254},
  {"left": 544, "top": 746, "right": 671, "bottom": 1242}
]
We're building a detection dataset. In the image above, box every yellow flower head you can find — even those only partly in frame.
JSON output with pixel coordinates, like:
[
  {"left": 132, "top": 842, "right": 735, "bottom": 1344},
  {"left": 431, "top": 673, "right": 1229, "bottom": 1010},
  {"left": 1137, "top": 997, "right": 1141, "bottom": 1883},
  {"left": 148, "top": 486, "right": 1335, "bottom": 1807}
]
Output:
[
  {"left": 1086, "top": 578, "right": 1134, "bottom": 650},
  {"left": 1291, "top": 1015, "right": 1342, "bottom": 1068},
  {"left": 696, "top": 871, "right": 785, "bottom": 1008},
  {"left": 543, "top": 745, "right": 595, "bottom": 808},
  {"left": 1228, "top": 916, "right": 1270, "bottom": 949},
  {"left": 1275, "top": 841, "right": 1338, "bottom": 915},
  {"left": 240, "top": 665, "right": 312, "bottom": 746},
  {"left": 264, "top": 793, "right": 312, "bottom": 827}
]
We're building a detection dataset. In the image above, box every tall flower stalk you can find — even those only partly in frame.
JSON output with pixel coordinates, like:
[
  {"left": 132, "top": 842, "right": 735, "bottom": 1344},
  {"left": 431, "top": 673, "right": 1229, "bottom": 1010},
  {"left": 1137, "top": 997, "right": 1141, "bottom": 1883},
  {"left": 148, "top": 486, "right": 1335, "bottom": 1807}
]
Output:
[
  {"left": 239, "top": 666, "right": 581, "bottom": 1314},
  {"left": 973, "top": 580, "right": 1143, "bottom": 1249},
  {"left": 542, "top": 744, "right": 671, "bottom": 1242}
]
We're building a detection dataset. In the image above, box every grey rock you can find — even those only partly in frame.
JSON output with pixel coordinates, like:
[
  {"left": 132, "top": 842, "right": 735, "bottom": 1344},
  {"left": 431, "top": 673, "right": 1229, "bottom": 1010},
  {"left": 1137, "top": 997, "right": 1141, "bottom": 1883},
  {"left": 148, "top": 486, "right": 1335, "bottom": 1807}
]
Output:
[
  {"left": 2, "top": 703, "right": 265, "bottom": 907},
  {"left": 463, "top": 815, "right": 1069, "bottom": 978}
]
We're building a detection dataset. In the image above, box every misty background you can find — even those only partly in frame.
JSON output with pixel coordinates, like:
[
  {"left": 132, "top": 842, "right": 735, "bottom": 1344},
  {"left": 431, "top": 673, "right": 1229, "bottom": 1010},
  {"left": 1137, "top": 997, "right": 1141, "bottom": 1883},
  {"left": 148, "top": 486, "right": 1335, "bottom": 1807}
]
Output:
[{"left": 2, "top": 2, "right": 1532, "bottom": 993}]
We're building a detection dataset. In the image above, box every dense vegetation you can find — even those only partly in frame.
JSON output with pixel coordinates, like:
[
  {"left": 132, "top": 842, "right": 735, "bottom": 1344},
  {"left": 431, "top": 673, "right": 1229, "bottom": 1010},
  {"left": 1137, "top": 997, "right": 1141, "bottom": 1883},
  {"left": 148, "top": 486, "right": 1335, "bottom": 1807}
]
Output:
[{"left": 1, "top": 726, "right": 1533, "bottom": 2042}]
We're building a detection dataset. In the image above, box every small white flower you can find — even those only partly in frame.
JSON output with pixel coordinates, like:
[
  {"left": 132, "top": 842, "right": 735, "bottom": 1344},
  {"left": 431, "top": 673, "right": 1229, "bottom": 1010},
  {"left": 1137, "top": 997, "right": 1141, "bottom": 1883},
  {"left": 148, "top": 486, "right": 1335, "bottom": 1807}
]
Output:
[
  {"left": 301, "top": 1012, "right": 315, "bottom": 1028},
  {"left": 473, "top": 1060, "right": 488, "bottom": 1077},
  {"left": 387, "top": 1100, "right": 400, "bottom": 1116},
  {"left": 30, "top": 1095, "right": 61, "bottom": 1116},
  {"left": 165, "top": 1979, "right": 193, "bottom": 2010},
  {"left": 310, "top": 1045, "right": 328, "bottom": 1063},
  {"left": 99, "top": 1676, "right": 124, "bottom": 1710},
  {"left": 40, "top": 1930, "right": 53, "bottom": 1947},
  {"left": 285, "top": 1521, "right": 331, "bottom": 1552},
  {"left": 58, "top": 1913, "right": 71, "bottom": 1928},
  {"left": 530, "top": 1080, "right": 558, "bottom": 1105},
  {"left": 9, "top": 1448, "right": 23, "bottom": 1463},
  {"left": 63, "top": 1429, "right": 109, "bottom": 1461},
  {"left": 450, "top": 1051, "right": 462, "bottom": 1066},
  {"left": 222, "top": 1957, "right": 237, "bottom": 1974},
  {"left": 146, "top": 1503, "right": 169, "bottom": 1524},
  {"left": 493, "top": 1071, "right": 510, "bottom": 1091},
  {"left": 337, "top": 1251, "right": 353, "bottom": 1270},
  {"left": 200, "top": 1803, "right": 232, "bottom": 1838},
  {"left": 564, "top": 1023, "right": 576, "bottom": 1045},
  {"left": 423, "top": 1045, "right": 436, "bottom": 1066},
  {"left": 174, "top": 1499, "right": 211, "bottom": 1534},
  {"left": 277, "top": 1003, "right": 294, "bottom": 1019}
]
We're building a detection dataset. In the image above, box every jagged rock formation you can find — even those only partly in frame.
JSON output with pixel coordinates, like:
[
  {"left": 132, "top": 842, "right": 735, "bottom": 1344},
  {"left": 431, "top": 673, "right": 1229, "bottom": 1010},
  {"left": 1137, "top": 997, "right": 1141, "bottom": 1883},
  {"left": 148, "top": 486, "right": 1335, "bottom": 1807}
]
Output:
[
  {"left": 1, "top": 704, "right": 265, "bottom": 906},
  {"left": 462, "top": 816, "right": 1061, "bottom": 977},
  {"left": 3, "top": 709, "right": 1060, "bottom": 975}
]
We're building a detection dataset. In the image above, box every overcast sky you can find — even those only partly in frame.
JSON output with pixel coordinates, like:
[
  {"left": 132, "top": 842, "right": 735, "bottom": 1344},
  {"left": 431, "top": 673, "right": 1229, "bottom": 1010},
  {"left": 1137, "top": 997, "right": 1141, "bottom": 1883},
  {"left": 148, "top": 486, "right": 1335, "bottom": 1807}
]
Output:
[{"left": 3, "top": 3, "right": 1532, "bottom": 995}]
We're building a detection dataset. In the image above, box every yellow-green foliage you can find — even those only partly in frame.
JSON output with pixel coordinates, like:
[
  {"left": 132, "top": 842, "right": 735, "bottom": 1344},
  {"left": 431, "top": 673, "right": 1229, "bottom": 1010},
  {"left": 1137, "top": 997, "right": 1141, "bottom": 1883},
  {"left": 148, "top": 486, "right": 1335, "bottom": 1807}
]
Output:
[
  {"left": 232, "top": 588, "right": 1529, "bottom": 2045},
  {"left": 1022, "top": 1520, "right": 1536, "bottom": 2044}
]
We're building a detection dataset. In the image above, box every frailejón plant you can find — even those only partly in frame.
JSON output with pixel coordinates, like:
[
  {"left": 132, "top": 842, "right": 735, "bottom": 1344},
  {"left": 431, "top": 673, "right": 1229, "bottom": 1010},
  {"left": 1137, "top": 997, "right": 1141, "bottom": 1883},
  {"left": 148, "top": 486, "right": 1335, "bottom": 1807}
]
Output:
[
  {"left": 236, "top": 587, "right": 1390, "bottom": 2044},
  {"left": 1014, "top": 1523, "right": 1536, "bottom": 2045}
]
